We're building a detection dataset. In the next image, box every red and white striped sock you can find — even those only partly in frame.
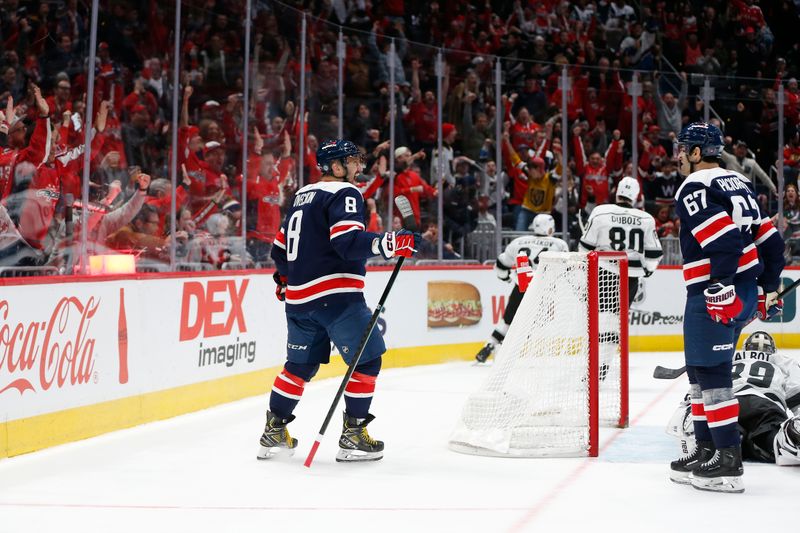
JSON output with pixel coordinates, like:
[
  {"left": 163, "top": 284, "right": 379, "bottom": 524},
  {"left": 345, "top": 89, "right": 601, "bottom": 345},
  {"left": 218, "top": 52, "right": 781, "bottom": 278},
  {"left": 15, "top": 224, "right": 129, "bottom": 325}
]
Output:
[
  {"left": 343, "top": 371, "right": 377, "bottom": 419},
  {"left": 704, "top": 398, "right": 740, "bottom": 449},
  {"left": 269, "top": 368, "right": 306, "bottom": 418}
]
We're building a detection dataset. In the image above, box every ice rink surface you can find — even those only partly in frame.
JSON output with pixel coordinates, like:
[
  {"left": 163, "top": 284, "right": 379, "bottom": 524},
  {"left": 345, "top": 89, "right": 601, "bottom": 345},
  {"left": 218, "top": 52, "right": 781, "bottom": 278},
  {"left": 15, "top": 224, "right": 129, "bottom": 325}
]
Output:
[{"left": 1, "top": 350, "right": 798, "bottom": 533}]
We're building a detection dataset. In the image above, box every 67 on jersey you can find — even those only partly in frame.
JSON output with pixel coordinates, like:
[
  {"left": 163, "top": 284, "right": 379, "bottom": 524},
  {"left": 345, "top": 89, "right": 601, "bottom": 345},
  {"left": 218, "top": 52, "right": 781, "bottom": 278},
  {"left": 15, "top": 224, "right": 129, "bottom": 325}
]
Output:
[{"left": 682, "top": 176, "right": 761, "bottom": 235}]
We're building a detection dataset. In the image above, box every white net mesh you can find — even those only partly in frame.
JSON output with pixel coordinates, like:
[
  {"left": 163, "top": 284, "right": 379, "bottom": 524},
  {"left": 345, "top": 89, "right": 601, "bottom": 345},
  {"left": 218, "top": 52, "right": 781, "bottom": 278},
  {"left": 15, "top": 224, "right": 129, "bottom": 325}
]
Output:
[{"left": 449, "top": 252, "right": 625, "bottom": 457}]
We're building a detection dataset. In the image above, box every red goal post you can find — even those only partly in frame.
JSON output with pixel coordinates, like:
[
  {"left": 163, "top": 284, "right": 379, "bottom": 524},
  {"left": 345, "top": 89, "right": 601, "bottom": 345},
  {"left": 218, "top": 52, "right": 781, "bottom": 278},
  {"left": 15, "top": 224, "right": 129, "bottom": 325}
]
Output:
[
  {"left": 587, "top": 251, "right": 629, "bottom": 456},
  {"left": 449, "top": 251, "right": 630, "bottom": 458}
]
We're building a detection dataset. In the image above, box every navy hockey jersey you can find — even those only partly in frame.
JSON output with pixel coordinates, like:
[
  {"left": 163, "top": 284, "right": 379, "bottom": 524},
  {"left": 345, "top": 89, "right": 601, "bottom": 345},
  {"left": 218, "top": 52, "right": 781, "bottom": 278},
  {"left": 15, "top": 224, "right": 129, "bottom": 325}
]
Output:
[
  {"left": 271, "top": 181, "right": 381, "bottom": 312},
  {"left": 674, "top": 167, "right": 784, "bottom": 296}
]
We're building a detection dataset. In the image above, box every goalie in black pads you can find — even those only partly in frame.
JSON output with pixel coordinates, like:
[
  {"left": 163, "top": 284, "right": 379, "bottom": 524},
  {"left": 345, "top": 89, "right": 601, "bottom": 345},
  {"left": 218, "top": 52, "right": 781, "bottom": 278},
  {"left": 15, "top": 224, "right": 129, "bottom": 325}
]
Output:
[
  {"left": 475, "top": 214, "right": 568, "bottom": 363},
  {"left": 667, "top": 331, "right": 800, "bottom": 467}
]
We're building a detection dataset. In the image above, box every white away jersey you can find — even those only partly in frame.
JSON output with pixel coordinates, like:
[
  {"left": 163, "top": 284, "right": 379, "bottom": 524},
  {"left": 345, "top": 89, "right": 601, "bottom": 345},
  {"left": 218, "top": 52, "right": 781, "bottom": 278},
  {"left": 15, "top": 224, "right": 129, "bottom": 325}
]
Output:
[
  {"left": 578, "top": 203, "right": 663, "bottom": 277},
  {"left": 496, "top": 234, "right": 569, "bottom": 285},
  {"left": 732, "top": 349, "right": 800, "bottom": 415}
]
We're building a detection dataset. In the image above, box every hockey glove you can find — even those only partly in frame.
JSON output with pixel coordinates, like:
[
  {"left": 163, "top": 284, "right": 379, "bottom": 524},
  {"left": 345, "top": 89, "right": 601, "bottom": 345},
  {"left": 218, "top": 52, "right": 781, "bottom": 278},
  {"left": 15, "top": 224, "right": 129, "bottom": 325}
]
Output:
[
  {"left": 493, "top": 262, "right": 512, "bottom": 283},
  {"left": 703, "top": 282, "right": 743, "bottom": 325},
  {"left": 375, "top": 230, "right": 420, "bottom": 259},
  {"left": 757, "top": 286, "right": 783, "bottom": 321},
  {"left": 273, "top": 271, "right": 287, "bottom": 302},
  {"left": 515, "top": 252, "right": 533, "bottom": 293}
]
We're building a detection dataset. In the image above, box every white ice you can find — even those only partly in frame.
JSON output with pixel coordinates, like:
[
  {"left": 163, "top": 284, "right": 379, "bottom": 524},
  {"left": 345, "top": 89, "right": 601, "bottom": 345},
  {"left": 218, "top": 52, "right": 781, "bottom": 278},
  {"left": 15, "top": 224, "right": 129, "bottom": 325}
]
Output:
[{"left": 1, "top": 351, "right": 797, "bottom": 533}]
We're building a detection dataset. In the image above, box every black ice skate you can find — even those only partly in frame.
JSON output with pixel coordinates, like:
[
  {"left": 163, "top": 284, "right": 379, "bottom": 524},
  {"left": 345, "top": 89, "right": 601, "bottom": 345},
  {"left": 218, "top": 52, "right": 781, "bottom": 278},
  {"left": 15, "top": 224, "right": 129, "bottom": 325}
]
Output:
[
  {"left": 669, "top": 440, "right": 715, "bottom": 484},
  {"left": 337, "top": 413, "right": 384, "bottom": 462},
  {"left": 475, "top": 343, "right": 495, "bottom": 363},
  {"left": 256, "top": 411, "right": 298, "bottom": 460},
  {"left": 690, "top": 446, "right": 744, "bottom": 493}
]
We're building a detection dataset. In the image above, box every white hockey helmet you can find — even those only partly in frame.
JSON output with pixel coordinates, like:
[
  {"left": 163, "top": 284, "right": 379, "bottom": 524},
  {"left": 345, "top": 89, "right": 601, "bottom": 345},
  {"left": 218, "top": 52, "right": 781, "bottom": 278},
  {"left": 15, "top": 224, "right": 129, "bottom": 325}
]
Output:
[
  {"left": 529, "top": 213, "right": 555, "bottom": 236},
  {"left": 616, "top": 176, "right": 640, "bottom": 204},
  {"left": 743, "top": 331, "right": 776, "bottom": 355}
]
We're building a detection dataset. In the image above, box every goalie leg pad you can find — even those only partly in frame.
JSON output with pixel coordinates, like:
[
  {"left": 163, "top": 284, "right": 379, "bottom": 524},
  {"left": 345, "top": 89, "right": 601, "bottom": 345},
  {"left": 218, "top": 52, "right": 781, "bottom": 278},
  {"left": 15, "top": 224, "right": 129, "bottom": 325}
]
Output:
[{"left": 774, "top": 416, "right": 800, "bottom": 466}]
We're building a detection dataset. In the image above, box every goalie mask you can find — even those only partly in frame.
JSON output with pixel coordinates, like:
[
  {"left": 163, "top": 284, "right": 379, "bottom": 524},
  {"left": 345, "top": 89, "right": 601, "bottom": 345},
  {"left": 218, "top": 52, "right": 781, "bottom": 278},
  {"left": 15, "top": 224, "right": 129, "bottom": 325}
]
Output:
[
  {"left": 665, "top": 393, "right": 695, "bottom": 456},
  {"left": 743, "top": 331, "right": 776, "bottom": 355},
  {"left": 529, "top": 213, "right": 555, "bottom": 237}
]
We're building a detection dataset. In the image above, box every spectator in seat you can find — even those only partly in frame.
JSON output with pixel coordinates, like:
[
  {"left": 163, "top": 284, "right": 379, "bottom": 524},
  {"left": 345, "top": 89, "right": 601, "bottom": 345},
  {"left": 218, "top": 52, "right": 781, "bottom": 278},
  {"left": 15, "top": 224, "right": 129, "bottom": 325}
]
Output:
[
  {"left": 367, "top": 20, "right": 407, "bottom": 88},
  {"left": 45, "top": 78, "right": 73, "bottom": 119},
  {"left": 106, "top": 203, "right": 183, "bottom": 260},
  {"left": 415, "top": 221, "right": 461, "bottom": 260},
  {"left": 406, "top": 83, "right": 439, "bottom": 155},
  {"left": 186, "top": 212, "right": 242, "bottom": 268},
  {"left": 443, "top": 160, "right": 478, "bottom": 243},
  {"left": 394, "top": 146, "right": 437, "bottom": 227},
  {"left": 122, "top": 77, "right": 159, "bottom": 121},
  {"left": 240, "top": 147, "right": 286, "bottom": 262},
  {"left": 462, "top": 92, "right": 493, "bottom": 162},
  {"left": 721, "top": 139, "right": 776, "bottom": 196},
  {"left": 655, "top": 72, "right": 688, "bottom": 153},
  {"left": 773, "top": 183, "right": 800, "bottom": 241},
  {"left": 365, "top": 198, "right": 382, "bottom": 233},
  {"left": 43, "top": 34, "right": 81, "bottom": 78},
  {"left": 783, "top": 127, "right": 800, "bottom": 184},
  {"left": 572, "top": 125, "right": 623, "bottom": 210},
  {"left": 654, "top": 205, "right": 677, "bottom": 238},
  {"left": 512, "top": 76, "right": 548, "bottom": 124},
  {"left": 645, "top": 158, "right": 682, "bottom": 212},
  {"left": 0, "top": 66, "right": 25, "bottom": 103},
  {"left": 121, "top": 104, "right": 154, "bottom": 171}
]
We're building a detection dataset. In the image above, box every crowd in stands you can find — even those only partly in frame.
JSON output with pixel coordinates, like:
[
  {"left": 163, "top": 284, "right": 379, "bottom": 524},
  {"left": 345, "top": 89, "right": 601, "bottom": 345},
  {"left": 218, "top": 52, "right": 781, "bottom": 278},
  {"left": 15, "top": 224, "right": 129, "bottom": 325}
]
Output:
[{"left": 0, "top": 0, "right": 799, "bottom": 273}]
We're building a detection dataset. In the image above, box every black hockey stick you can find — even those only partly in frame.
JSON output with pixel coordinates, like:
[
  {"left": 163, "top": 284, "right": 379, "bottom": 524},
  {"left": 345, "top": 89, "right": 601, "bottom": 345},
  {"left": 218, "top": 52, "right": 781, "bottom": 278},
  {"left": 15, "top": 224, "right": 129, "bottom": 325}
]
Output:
[
  {"left": 304, "top": 196, "right": 418, "bottom": 467},
  {"left": 653, "top": 277, "right": 800, "bottom": 380}
]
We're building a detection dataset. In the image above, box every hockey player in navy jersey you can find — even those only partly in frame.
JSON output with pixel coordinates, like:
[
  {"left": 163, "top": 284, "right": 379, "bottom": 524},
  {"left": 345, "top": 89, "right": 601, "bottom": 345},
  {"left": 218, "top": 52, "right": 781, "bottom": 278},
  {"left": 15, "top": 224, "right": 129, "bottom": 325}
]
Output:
[
  {"left": 669, "top": 122, "right": 785, "bottom": 493},
  {"left": 257, "top": 139, "right": 419, "bottom": 462}
]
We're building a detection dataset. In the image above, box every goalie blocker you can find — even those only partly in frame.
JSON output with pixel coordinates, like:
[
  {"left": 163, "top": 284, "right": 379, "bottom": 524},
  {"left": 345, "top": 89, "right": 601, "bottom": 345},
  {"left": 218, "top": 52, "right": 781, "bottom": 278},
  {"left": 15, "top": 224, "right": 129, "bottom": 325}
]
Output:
[{"left": 450, "top": 251, "right": 629, "bottom": 458}]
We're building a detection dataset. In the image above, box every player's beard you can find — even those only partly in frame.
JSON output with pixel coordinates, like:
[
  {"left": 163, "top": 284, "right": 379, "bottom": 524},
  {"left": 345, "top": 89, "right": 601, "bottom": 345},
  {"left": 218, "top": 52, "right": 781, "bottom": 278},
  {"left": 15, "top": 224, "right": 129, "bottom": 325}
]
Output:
[{"left": 678, "top": 154, "right": 693, "bottom": 177}]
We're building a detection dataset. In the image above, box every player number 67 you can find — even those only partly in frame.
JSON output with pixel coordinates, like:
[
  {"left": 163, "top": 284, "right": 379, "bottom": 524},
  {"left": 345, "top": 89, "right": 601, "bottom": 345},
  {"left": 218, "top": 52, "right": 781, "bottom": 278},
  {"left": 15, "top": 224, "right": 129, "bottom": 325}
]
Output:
[{"left": 682, "top": 189, "right": 707, "bottom": 216}]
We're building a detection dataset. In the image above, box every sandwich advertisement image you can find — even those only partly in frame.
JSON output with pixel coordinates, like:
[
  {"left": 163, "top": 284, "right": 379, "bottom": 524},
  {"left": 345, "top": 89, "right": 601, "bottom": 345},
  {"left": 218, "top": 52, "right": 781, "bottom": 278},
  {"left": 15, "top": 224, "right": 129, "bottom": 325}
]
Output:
[{"left": 427, "top": 281, "right": 482, "bottom": 328}]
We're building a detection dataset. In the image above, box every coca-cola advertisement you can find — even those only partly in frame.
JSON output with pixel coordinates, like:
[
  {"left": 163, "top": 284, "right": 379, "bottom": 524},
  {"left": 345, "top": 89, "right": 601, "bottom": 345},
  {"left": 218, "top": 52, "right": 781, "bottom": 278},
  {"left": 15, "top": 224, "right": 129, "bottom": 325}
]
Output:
[{"left": 0, "top": 285, "right": 120, "bottom": 421}]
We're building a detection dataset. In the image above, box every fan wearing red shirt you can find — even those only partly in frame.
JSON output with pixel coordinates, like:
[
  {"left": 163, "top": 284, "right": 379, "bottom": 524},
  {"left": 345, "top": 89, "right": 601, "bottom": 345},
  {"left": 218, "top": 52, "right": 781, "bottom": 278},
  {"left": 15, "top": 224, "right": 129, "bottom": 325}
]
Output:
[
  {"left": 45, "top": 79, "right": 73, "bottom": 120},
  {"left": 184, "top": 140, "right": 230, "bottom": 214},
  {"left": 239, "top": 140, "right": 292, "bottom": 262},
  {"left": 407, "top": 88, "right": 438, "bottom": 150},
  {"left": 0, "top": 100, "right": 28, "bottom": 200},
  {"left": 17, "top": 90, "right": 109, "bottom": 251},
  {"left": 784, "top": 127, "right": 800, "bottom": 183},
  {"left": 638, "top": 125, "right": 667, "bottom": 179},
  {"left": 510, "top": 108, "right": 540, "bottom": 154},
  {"left": 393, "top": 146, "right": 437, "bottom": 226},
  {"left": 572, "top": 126, "right": 623, "bottom": 209}
]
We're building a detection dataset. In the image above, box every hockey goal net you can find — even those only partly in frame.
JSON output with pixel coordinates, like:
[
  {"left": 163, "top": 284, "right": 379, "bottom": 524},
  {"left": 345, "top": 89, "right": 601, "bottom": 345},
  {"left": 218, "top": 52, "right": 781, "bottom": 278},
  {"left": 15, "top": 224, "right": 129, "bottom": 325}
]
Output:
[{"left": 449, "top": 251, "right": 629, "bottom": 457}]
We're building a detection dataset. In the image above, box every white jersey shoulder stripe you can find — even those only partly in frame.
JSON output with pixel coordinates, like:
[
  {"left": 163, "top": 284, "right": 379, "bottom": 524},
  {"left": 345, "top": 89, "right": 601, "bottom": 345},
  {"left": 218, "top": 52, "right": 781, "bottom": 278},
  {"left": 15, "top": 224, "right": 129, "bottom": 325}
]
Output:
[
  {"left": 674, "top": 167, "right": 749, "bottom": 199},
  {"left": 296, "top": 181, "right": 361, "bottom": 196}
]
